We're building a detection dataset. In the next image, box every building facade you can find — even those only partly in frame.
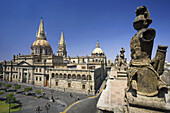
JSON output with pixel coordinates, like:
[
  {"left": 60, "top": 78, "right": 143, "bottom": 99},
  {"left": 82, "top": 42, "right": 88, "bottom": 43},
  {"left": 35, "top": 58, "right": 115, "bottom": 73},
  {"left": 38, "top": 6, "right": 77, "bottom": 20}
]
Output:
[{"left": 3, "top": 18, "right": 107, "bottom": 95}]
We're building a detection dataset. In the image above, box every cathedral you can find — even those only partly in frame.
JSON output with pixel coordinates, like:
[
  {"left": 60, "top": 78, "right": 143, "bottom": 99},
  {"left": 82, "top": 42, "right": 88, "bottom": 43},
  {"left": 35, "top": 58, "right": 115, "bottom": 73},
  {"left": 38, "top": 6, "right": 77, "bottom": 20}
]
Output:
[{"left": 2, "top": 18, "right": 107, "bottom": 95}]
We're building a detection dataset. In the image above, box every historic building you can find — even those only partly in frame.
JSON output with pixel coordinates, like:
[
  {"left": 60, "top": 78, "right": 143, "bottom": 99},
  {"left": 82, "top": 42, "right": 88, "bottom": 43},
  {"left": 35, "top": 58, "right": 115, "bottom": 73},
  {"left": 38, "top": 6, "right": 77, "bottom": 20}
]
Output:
[{"left": 2, "top": 18, "right": 107, "bottom": 95}]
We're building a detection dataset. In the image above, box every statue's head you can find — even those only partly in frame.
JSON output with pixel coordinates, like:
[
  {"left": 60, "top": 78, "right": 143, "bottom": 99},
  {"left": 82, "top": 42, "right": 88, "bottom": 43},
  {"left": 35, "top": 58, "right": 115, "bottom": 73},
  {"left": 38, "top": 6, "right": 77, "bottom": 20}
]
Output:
[{"left": 133, "top": 5, "right": 152, "bottom": 30}]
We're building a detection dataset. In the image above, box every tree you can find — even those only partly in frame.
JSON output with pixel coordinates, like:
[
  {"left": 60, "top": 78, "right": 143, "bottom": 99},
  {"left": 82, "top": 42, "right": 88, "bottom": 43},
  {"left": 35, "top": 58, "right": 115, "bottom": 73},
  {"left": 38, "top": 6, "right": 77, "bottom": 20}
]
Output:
[
  {"left": 24, "top": 87, "right": 32, "bottom": 95},
  {"left": 5, "top": 84, "right": 12, "bottom": 92},
  {"left": 14, "top": 84, "right": 21, "bottom": 93},
  {"left": 0, "top": 91, "right": 4, "bottom": 95},
  {"left": 111, "top": 63, "right": 114, "bottom": 67},
  {"left": 6, "top": 94, "right": 16, "bottom": 113},
  {"left": 0, "top": 82, "right": 3, "bottom": 89}
]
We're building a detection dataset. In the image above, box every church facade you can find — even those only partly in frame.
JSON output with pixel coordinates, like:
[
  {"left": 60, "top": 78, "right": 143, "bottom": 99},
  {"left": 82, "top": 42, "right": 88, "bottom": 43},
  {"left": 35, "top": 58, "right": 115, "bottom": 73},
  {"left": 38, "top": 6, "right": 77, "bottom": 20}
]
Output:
[{"left": 2, "top": 18, "right": 107, "bottom": 95}]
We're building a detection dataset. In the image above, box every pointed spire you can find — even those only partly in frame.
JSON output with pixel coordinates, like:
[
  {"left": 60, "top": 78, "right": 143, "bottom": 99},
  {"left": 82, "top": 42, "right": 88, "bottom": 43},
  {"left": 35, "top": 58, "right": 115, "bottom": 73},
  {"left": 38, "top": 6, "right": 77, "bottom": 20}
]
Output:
[
  {"left": 59, "top": 32, "right": 65, "bottom": 45},
  {"left": 96, "top": 40, "right": 100, "bottom": 48},
  {"left": 36, "top": 18, "right": 46, "bottom": 40}
]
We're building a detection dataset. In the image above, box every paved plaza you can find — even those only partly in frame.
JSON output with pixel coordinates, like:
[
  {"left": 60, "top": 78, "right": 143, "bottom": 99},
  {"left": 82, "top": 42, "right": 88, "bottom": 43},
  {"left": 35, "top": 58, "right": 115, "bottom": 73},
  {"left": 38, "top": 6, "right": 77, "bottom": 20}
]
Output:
[{"left": 0, "top": 81, "right": 90, "bottom": 113}]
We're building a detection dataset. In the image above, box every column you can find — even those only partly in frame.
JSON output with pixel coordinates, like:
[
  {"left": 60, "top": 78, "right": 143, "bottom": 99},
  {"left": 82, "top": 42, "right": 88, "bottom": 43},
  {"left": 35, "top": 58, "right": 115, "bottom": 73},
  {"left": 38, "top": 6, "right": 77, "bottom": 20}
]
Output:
[
  {"left": 30, "top": 68, "right": 34, "bottom": 85},
  {"left": 20, "top": 68, "right": 23, "bottom": 82},
  {"left": 27, "top": 69, "right": 29, "bottom": 83},
  {"left": 17, "top": 68, "right": 20, "bottom": 83},
  {"left": 3, "top": 66, "right": 6, "bottom": 81},
  {"left": 42, "top": 68, "right": 45, "bottom": 87}
]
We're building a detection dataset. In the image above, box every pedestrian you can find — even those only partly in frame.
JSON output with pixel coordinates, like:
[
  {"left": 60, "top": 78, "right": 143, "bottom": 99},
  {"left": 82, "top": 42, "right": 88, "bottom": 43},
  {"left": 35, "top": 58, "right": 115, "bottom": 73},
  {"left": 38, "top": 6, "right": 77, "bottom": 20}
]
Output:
[
  {"left": 70, "top": 93, "right": 72, "bottom": 97},
  {"left": 43, "top": 91, "right": 46, "bottom": 96},
  {"left": 77, "top": 96, "right": 80, "bottom": 100}
]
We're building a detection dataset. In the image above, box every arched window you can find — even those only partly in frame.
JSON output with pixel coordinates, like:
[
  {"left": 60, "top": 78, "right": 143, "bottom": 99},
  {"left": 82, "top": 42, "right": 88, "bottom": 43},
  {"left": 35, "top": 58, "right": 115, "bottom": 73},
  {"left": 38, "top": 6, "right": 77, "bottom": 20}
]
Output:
[
  {"left": 59, "top": 73, "right": 62, "bottom": 78},
  {"left": 82, "top": 84, "right": 85, "bottom": 89},
  {"left": 45, "top": 49, "right": 47, "bottom": 55},
  {"left": 87, "top": 75, "right": 92, "bottom": 80},
  {"left": 64, "top": 74, "right": 67, "bottom": 79},
  {"left": 35, "top": 48, "right": 37, "bottom": 54},
  {"left": 56, "top": 73, "right": 58, "bottom": 78},
  {"left": 77, "top": 74, "right": 81, "bottom": 80},
  {"left": 52, "top": 73, "right": 54, "bottom": 78},
  {"left": 72, "top": 74, "right": 76, "bottom": 79},
  {"left": 82, "top": 75, "right": 86, "bottom": 80},
  {"left": 68, "top": 74, "right": 71, "bottom": 79},
  {"left": 40, "top": 48, "right": 42, "bottom": 54}
]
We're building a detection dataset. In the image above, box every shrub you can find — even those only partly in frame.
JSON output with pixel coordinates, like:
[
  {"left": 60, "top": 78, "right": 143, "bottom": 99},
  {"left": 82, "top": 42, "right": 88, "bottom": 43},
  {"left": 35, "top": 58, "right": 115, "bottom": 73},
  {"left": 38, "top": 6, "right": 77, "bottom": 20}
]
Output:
[
  {"left": 35, "top": 90, "right": 41, "bottom": 94},
  {"left": 24, "top": 87, "right": 32, "bottom": 92},
  {"left": 14, "top": 85, "right": 21, "bottom": 91},
  {"left": 5, "top": 84, "right": 12, "bottom": 89},
  {"left": 0, "top": 91, "right": 4, "bottom": 95},
  {"left": 0, "top": 82, "right": 3, "bottom": 86}
]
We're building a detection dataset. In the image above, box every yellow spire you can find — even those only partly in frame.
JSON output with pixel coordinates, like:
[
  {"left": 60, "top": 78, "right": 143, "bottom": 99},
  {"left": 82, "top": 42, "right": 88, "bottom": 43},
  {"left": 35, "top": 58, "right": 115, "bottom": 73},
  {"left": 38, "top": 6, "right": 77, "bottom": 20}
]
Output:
[
  {"left": 37, "top": 18, "right": 46, "bottom": 40},
  {"left": 96, "top": 40, "right": 100, "bottom": 48},
  {"left": 59, "top": 32, "right": 65, "bottom": 45}
]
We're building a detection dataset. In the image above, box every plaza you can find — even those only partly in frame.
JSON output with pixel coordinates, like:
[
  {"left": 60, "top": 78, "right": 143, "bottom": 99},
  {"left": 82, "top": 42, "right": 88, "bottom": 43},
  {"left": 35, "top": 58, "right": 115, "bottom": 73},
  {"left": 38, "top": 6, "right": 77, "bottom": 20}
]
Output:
[{"left": 0, "top": 81, "right": 91, "bottom": 113}]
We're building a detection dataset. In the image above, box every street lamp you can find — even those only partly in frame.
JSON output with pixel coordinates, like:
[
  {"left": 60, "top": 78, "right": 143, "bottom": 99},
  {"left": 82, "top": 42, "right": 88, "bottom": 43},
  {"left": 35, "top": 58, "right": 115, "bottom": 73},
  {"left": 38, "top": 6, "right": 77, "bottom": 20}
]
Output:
[
  {"left": 45, "top": 103, "right": 50, "bottom": 113},
  {"left": 50, "top": 89, "right": 54, "bottom": 102}
]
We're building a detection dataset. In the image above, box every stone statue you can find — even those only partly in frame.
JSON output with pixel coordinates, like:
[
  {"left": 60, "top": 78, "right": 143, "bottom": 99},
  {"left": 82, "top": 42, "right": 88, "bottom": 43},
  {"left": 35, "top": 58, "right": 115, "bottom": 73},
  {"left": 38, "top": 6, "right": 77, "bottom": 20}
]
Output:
[
  {"left": 124, "top": 5, "right": 169, "bottom": 113},
  {"left": 114, "top": 48, "right": 127, "bottom": 71},
  {"left": 128, "top": 5, "right": 167, "bottom": 97}
]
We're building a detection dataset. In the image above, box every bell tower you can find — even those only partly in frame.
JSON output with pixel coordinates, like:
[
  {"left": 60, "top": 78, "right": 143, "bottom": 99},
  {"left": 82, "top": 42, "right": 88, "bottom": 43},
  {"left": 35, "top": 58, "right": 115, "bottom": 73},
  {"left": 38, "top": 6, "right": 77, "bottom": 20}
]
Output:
[{"left": 57, "top": 32, "right": 67, "bottom": 57}]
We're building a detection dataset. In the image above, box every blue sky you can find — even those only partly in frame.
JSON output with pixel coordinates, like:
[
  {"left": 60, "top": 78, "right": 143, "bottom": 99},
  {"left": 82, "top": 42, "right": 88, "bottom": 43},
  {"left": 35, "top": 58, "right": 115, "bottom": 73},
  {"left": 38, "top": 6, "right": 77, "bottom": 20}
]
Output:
[{"left": 0, "top": 0, "right": 170, "bottom": 62}]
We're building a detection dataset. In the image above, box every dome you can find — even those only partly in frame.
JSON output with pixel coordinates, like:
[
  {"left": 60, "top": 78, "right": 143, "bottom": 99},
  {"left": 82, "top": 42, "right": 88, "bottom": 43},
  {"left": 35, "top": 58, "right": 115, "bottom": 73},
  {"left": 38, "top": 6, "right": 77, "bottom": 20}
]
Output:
[
  {"left": 92, "top": 48, "right": 104, "bottom": 54},
  {"left": 32, "top": 39, "right": 51, "bottom": 47}
]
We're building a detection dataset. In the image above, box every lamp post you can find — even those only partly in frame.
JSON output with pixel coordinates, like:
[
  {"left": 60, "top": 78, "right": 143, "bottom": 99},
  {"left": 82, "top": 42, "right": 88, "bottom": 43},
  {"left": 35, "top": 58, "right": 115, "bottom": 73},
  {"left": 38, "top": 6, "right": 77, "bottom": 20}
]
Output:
[
  {"left": 45, "top": 103, "right": 50, "bottom": 113},
  {"left": 50, "top": 89, "right": 54, "bottom": 102}
]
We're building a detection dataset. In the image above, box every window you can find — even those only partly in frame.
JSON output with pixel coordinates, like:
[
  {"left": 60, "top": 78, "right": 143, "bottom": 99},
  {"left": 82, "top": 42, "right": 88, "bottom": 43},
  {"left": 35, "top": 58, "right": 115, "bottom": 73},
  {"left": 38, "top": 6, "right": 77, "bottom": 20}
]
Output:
[
  {"left": 39, "top": 77, "right": 41, "bottom": 81},
  {"left": 39, "top": 68, "right": 41, "bottom": 72},
  {"left": 59, "top": 74, "right": 62, "bottom": 78},
  {"left": 68, "top": 74, "right": 71, "bottom": 79},
  {"left": 36, "top": 77, "right": 38, "bottom": 81},
  {"left": 56, "top": 82, "right": 58, "bottom": 86},
  {"left": 72, "top": 74, "right": 76, "bottom": 79},
  {"left": 64, "top": 74, "right": 67, "bottom": 79},
  {"left": 13, "top": 75, "right": 15, "bottom": 78},
  {"left": 36, "top": 68, "right": 38, "bottom": 72},
  {"left": 52, "top": 73, "right": 54, "bottom": 78},
  {"left": 35, "top": 48, "right": 37, "bottom": 54},
  {"left": 40, "top": 48, "right": 42, "bottom": 54},
  {"left": 82, "top": 85, "right": 85, "bottom": 89},
  {"left": 47, "top": 69, "right": 49, "bottom": 73},
  {"left": 77, "top": 75, "right": 81, "bottom": 80},
  {"left": 68, "top": 83, "right": 71, "bottom": 88},
  {"left": 81, "top": 66, "right": 86, "bottom": 69},
  {"left": 82, "top": 75, "right": 86, "bottom": 80},
  {"left": 45, "top": 49, "right": 47, "bottom": 55},
  {"left": 16, "top": 75, "right": 17, "bottom": 78},
  {"left": 87, "top": 75, "right": 92, "bottom": 80}
]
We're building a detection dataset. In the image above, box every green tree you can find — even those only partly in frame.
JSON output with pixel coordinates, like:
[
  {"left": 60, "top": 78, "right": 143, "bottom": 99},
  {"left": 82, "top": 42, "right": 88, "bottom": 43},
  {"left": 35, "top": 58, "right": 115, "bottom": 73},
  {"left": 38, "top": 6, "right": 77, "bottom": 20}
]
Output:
[
  {"left": 14, "top": 84, "right": 21, "bottom": 93},
  {"left": 6, "top": 94, "right": 16, "bottom": 113},
  {"left": 24, "top": 87, "right": 32, "bottom": 95},
  {"left": 0, "top": 91, "right": 4, "bottom": 95},
  {"left": 111, "top": 63, "right": 114, "bottom": 66},
  {"left": 0, "top": 67, "right": 2, "bottom": 74},
  {"left": 5, "top": 84, "right": 12, "bottom": 92},
  {"left": 0, "top": 82, "right": 3, "bottom": 89}
]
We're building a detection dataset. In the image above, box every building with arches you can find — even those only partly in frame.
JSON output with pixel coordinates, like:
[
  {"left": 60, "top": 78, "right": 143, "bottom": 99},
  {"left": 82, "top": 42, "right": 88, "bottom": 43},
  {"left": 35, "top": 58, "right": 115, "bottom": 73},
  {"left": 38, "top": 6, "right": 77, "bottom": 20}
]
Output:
[{"left": 2, "top": 18, "right": 107, "bottom": 95}]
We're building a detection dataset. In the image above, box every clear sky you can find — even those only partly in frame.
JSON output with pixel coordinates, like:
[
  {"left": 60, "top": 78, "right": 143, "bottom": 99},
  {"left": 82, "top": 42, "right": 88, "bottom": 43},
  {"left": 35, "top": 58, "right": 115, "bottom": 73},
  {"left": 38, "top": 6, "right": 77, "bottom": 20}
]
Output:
[{"left": 0, "top": 0, "right": 170, "bottom": 62}]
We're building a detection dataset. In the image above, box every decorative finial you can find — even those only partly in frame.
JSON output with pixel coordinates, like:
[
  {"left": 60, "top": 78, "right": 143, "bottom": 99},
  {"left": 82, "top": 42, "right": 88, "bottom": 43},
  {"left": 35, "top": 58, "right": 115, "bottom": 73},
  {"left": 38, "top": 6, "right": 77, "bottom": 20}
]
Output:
[{"left": 96, "top": 40, "right": 100, "bottom": 48}]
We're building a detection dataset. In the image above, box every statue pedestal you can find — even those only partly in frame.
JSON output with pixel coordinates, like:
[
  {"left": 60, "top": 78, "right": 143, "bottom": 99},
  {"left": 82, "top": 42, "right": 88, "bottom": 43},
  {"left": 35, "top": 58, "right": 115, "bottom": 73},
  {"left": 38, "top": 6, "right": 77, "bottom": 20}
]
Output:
[{"left": 124, "top": 90, "right": 170, "bottom": 113}]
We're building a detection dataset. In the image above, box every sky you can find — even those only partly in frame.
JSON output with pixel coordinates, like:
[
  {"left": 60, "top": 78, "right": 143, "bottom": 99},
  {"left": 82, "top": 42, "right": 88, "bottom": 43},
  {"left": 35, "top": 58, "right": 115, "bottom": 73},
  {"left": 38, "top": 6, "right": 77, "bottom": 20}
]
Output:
[{"left": 0, "top": 0, "right": 170, "bottom": 62}]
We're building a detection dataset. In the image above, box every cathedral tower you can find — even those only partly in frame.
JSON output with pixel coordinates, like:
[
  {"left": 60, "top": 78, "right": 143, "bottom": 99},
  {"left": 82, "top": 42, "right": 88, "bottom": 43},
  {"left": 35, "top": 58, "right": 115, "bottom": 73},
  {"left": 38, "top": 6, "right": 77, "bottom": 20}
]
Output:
[
  {"left": 57, "top": 32, "right": 67, "bottom": 57},
  {"left": 31, "top": 18, "right": 53, "bottom": 55}
]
